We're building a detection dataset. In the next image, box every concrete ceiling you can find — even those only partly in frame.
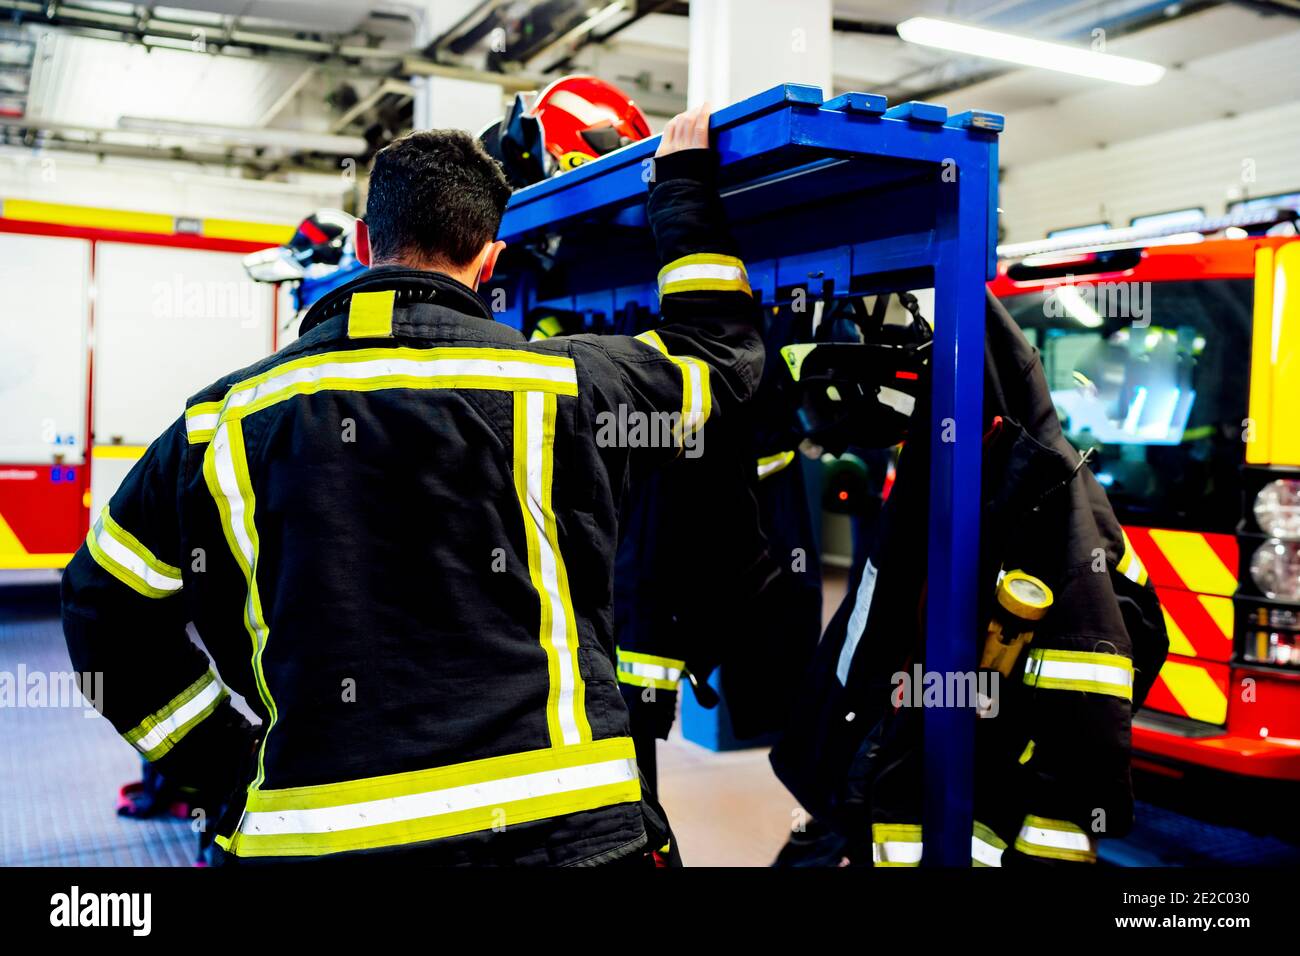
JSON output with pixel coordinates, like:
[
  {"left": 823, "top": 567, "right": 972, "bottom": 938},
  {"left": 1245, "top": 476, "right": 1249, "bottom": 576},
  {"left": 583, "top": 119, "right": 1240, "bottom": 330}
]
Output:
[{"left": 4, "top": 0, "right": 1299, "bottom": 176}]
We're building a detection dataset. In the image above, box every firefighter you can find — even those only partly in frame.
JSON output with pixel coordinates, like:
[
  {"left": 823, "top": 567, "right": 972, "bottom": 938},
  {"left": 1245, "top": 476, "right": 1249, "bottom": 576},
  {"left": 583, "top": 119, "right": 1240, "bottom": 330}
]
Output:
[{"left": 61, "top": 104, "right": 762, "bottom": 865}]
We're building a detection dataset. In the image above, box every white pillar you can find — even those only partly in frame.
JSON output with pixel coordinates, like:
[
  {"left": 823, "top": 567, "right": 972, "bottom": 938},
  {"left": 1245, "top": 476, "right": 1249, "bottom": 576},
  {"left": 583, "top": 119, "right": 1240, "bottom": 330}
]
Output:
[
  {"left": 687, "top": 0, "right": 833, "bottom": 108},
  {"left": 413, "top": 75, "right": 506, "bottom": 134}
]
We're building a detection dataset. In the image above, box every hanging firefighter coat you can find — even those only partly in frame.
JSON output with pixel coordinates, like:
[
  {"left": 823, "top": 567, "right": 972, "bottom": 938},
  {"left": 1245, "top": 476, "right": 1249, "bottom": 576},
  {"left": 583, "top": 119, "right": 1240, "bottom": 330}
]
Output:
[
  {"left": 770, "top": 291, "right": 1169, "bottom": 866},
  {"left": 613, "top": 302, "right": 826, "bottom": 745},
  {"left": 61, "top": 147, "right": 762, "bottom": 865}
]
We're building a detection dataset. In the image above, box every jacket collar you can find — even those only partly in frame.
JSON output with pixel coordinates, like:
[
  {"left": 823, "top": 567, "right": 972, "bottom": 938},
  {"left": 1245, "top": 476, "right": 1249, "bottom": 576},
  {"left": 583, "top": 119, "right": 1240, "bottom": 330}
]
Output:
[{"left": 298, "top": 265, "right": 511, "bottom": 340}]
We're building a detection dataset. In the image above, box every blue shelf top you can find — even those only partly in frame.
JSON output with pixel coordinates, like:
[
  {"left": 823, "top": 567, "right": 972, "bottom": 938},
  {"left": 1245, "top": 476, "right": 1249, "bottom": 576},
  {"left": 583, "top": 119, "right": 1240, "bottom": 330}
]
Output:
[{"left": 498, "top": 82, "right": 1003, "bottom": 247}]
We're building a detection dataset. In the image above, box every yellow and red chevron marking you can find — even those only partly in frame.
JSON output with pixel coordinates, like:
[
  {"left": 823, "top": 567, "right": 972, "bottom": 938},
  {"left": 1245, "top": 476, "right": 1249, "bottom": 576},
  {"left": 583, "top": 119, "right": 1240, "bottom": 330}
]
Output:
[
  {"left": 1122, "top": 526, "right": 1238, "bottom": 596},
  {"left": 1142, "top": 655, "right": 1230, "bottom": 726},
  {"left": 1156, "top": 586, "right": 1234, "bottom": 663},
  {"left": 1125, "top": 526, "right": 1238, "bottom": 725}
]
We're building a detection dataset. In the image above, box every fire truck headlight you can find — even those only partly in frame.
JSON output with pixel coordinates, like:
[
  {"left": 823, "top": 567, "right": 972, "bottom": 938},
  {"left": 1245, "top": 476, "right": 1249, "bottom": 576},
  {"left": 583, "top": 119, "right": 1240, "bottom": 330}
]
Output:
[
  {"left": 1250, "top": 539, "right": 1300, "bottom": 603},
  {"left": 1254, "top": 479, "right": 1300, "bottom": 539}
]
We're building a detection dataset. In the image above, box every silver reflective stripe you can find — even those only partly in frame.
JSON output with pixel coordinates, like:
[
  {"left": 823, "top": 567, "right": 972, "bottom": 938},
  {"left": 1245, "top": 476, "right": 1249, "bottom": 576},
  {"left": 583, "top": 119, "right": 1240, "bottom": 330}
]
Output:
[
  {"left": 662, "top": 263, "right": 744, "bottom": 285},
  {"left": 633, "top": 331, "right": 709, "bottom": 437},
  {"left": 239, "top": 756, "right": 638, "bottom": 837},
  {"left": 1020, "top": 822, "right": 1092, "bottom": 853},
  {"left": 227, "top": 356, "right": 577, "bottom": 414},
  {"left": 520, "top": 391, "right": 583, "bottom": 746},
  {"left": 1023, "top": 649, "right": 1134, "bottom": 698},
  {"left": 659, "top": 262, "right": 746, "bottom": 291},
  {"left": 128, "top": 674, "right": 225, "bottom": 758},
  {"left": 680, "top": 357, "right": 705, "bottom": 433},
  {"left": 211, "top": 424, "right": 257, "bottom": 585},
  {"left": 971, "top": 832, "right": 1005, "bottom": 867},
  {"left": 838, "top": 560, "right": 878, "bottom": 685},
  {"left": 1015, "top": 815, "right": 1097, "bottom": 862},
  {"left": 1027, "top": 657, "right": 1131, "bottom": 688},
  {"left": 877, "top": 386, "right": 916, "bottom": 417},
  {"left": 90, "top": 511, "right": 182, "bottom": 595},
  {"left": 619, "top": 660, "right": 683, "bottom": 682},
  {"left": 186, "top": 411, "right": 219, "bottom": 439},
  {"left": 872, "top": 840, "right": 922, "bottom": 865}
]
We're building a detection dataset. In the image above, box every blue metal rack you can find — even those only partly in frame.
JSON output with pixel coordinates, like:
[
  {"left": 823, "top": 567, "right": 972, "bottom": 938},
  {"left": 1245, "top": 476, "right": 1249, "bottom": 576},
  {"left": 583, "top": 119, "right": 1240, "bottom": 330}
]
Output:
[{"left": 492, "top": 83, "right": 1003, "bottom": 867}]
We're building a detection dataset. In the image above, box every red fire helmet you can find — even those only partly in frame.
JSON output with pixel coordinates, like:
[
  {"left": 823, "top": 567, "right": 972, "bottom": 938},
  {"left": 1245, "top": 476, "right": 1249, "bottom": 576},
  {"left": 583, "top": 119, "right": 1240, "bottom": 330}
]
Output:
[{"left": 533, "top": 74, "right": 651, "bottom": 170}]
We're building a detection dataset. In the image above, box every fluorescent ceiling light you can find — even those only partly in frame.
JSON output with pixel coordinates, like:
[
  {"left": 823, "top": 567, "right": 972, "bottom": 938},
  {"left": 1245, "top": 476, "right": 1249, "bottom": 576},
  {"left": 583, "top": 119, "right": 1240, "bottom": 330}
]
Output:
[{"left": 896, "top": 17, "right": 1165, "bottom": 86}]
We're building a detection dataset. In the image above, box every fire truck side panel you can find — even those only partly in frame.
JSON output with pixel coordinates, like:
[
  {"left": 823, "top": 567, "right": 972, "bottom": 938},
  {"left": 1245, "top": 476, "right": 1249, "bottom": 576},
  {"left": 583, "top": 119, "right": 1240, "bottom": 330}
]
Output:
[
  {"left": 91, "top": 242, "right": 275, "bottom": 447},
  {"left": 0, "top": 234, "right": 91, "bottom": 568},
  {"left": 995, "top": 236, "right": 1300, "bottom": 780}
]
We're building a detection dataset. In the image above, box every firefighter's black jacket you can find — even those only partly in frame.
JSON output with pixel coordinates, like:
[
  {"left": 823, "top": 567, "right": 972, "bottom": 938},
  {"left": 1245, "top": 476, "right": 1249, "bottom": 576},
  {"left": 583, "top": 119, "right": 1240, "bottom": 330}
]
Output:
[
  {"left": 770, "top": 292, "right": 1169, "bottom": 866},
  {"left": 62, "top": 148, "right": 762, "bottom": 864}
]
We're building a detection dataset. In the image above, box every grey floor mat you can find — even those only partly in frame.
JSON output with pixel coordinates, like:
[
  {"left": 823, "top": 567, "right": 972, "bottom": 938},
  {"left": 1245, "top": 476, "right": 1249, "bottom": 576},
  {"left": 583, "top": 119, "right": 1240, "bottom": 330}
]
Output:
[{"left": 1, "top": 588, "right": 195, "bottom": 866}]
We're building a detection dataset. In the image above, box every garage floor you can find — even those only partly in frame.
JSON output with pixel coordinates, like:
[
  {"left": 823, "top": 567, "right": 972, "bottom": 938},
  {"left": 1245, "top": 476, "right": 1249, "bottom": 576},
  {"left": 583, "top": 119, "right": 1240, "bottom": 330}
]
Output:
[
  {"left": 5, "top": 573, "right": 1298, "bottom": 867},
  {"left": 0, "top": 588, "right": 195, "bottom": 866}
]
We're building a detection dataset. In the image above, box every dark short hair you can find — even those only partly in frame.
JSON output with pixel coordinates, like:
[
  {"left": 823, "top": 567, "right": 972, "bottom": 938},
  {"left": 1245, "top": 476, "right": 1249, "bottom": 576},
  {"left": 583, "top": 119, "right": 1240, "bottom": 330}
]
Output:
[{"left": 365, "top": 130, "right": 512, "bottom": 269}]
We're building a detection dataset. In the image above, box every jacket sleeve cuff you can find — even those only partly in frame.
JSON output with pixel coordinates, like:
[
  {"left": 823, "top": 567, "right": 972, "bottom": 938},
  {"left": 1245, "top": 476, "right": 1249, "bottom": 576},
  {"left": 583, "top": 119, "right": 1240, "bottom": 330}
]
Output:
[{"left": 649, "top": 149, "right": 717, "bottom": 192}]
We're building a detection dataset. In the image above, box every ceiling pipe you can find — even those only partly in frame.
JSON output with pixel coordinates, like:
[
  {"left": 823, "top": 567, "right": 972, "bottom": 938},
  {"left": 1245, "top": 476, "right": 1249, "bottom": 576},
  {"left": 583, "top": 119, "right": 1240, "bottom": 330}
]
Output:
[
  {"left": 115, "top": 116, "right": 368, "bottom": 154},
  {"left": 0, "top": 0, "right": 542, "bottom": 90}
]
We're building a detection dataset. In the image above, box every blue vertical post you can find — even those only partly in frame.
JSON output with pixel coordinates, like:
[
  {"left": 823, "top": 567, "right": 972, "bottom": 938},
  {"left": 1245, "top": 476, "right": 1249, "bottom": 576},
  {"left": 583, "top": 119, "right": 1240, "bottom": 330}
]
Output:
[{"left": 922, "top": 149, "right": 991, "bottom": 865}]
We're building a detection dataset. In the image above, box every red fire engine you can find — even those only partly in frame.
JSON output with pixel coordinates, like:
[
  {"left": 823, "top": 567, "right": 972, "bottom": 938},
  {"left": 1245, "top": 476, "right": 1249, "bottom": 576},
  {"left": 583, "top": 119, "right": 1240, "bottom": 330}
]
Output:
[
  {"left": 992, "top": 211, "right": 1300, "bottom": 782},
  {"left": 0, "top": 199, "right": 287, "bottom": 571}
]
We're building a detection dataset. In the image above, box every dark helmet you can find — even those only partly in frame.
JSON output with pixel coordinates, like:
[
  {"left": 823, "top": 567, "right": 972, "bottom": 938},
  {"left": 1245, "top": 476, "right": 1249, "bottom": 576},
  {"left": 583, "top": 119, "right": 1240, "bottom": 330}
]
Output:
[
  {"left": 780, "top": 292, "right": 933, "bottom": 453},
  {"left": 242, "top": 209, "right": 357, "bottom": 283}
]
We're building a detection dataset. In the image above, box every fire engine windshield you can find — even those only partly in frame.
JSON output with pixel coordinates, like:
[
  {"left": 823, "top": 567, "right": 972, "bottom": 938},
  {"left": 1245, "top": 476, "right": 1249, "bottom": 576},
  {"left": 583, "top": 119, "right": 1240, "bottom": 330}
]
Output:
[{"left": 1002, "top": 279, "right": 1253, "bottom": 532}]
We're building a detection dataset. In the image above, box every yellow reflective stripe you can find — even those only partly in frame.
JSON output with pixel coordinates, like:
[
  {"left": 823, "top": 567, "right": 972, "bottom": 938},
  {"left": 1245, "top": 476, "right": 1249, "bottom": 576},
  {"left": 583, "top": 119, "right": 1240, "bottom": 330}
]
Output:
[
  {"left": 635, "top": 330, "right": 668, "bottom": 354},
  {"left": 1262, "top": 243, "right": 1300, "bottom": 465},
  {"left": 1247, "top": 246, "right": 1275, "bottom": 465},
  {"left": 224, "top": 737, "right": 640, "bottom": 858},
  {"left": 85, "top": 508, "right": 183, "bottom": 599},
  {"left": 633, "top": 331, "right": 712, "bottom": 440},
  {"left": 971, "top": 820, "right": 1007, "bottom": 868},
  {"left": 616, "top": 648, "right": 685, "bottom": 690},
  {"left": 233, "top": 345, "right": 576, "bottom": 397},
  {"left": 187, "top": 349, "right": 578, "bottom": 442},
  {"left": 757, "top": 450, "right": 796, "bottom": 480},
  {"left": 617, "top": 649, "right": 686, "bottom": 670},
  {"left": 872, "top": 822, "right": 1006, "bottom": 867},
  {"left": 871, "top": 822, "right": 922, "bottom": 866},
  {"left": 1116, "top": 529, "right": 1148, "bottom": 586},
  {"left": 530, "top": 315, "right": 564, "bottom": 341},
  {"left": 201, "top": 218, "right": 295, "bottom": 245},
  {"left": 223, "top": 347, "right": 580, "bottom": 428},
  {"left": 90, "top": 445, "right": 146, "bottom": 460},
  {"left": 1, "top": 198, "right": 174, "bottom": 234},
  {"left": 185, "top": 400, "right": 224, "bottom": 445},
  {"left": 123, "top": 669, "right": 227, "bottom": 761},
  {"left": 616, "top": 672, "right": 680, "bottom": 692},
  {"left": 346, "top": 290, "right": 396, "bottom": 339},
  {"left": 1018, "top": 739, "right": 1036, "bottom": 765},
  {"left": 1023, "top": 648, "right": 1133, "bottom": 700},
  {"left": 1015, "top": 815, "right": 1097, "bottom": 863},
  {"left": 542, "top": 391, "right": 590, "bottom": 744},
  {"left": 204, "top": 420, "right": 277, "bottom": 789},
  {"left": 513, "top": 392, "right": 590, "bottom": 747},
  {"left": 657, "top": 253, "right": 752, "bottom": 298}
]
